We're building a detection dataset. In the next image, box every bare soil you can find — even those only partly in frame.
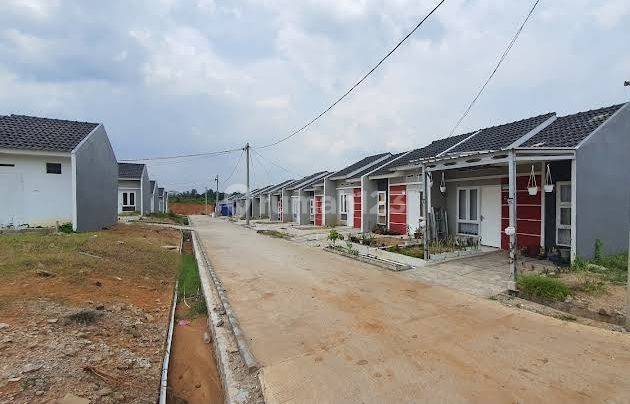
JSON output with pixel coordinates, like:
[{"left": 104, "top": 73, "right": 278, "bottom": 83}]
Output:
[
  {"left": 169, "top": 203, "right": 213, "bottom": 216},
  {"left": 0, "top": 224, "right": 181, "bottom": 403},
  {"left": 167, "top": 308, "right": 223, "bottom": 404}
]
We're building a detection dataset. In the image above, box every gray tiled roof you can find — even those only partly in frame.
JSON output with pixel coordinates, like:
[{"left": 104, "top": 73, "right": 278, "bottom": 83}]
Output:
[
  {"left": 300, "top": 172, "right": 332, "bottom": 189},
  {"left": 448, "top": 113, "right": 555, "bottom": 153},
  {"left": 287, "top": 171, "right": 329, "bottom": 190},
  {"left": 118, "top": 162, "right": 145, "bottom": 179},
  {"left": 0, "top": 114, "right": 99, "bottom": 153},
  {"left": 329, "top": 152, "right": 390, "bottom": 179},
  {"left": 265, "top": 179, "right": 294, "bottom": 194},
  {"left": 369, "top": 132, "right": 472, "bottom": 177},
  {"left": 347, "top": 153, "right": 405, "bottom": 180},
  {"left": 521, "top": 104, "right": 625, "bottom": 148},
  {"left": 150, "top": 180, "right": 156, "bottom": 193}
]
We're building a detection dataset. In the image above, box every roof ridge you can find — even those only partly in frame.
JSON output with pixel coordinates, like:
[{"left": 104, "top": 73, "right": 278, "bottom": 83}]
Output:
[{"left": 9, "top": 114, "right": 100, "bottom": 126}]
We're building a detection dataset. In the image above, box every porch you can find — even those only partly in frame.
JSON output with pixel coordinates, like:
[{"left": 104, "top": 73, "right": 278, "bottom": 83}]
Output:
[{"left": 423, "top": 148, "right": 576, "bottom": 290}]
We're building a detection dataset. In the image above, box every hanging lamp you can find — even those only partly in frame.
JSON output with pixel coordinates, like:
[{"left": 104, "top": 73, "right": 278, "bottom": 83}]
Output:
[
  {"left": 439, "top": 172, "right": 447, "bottom": 193},
  {"left": 527, "top": 164, "right": 538, "bottom": 196},
  {"left": 544, "top": 164, "right": 554, "bottom": 192}
]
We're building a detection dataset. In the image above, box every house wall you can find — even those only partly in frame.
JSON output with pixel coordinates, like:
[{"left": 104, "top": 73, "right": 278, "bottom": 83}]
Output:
[
  {"left": 270, "top": 194, "right": 280, "bottom": 221},
  {"left": 297, "top": 190, "right": 310, "bottom": 225},
  {"left": 335, "top": 181, "right": 356, "bottom": 226},
  {"left": 281, "top": 190, "right": 291, "bottom": 222},
  {"left": 259, "top": 195, "right": 268, "bottom": 218},
  {"left": 73, "top": 125, "right": 118, "bottom": 231},
  {"left": 140, "top": 169, "right": 151, "bottom": 215},
  {"left": 251, "top": 197, "right": 260, "bottom": 219},
  {"left": 0, "top": 152, "right": 72, "bottom": 227},
  {"left": 118, "top": 180, "right": 141, "bottom": 213},
  {"left": 576, "top": 103, "right": 630, "bottom": 257},
  {"left": 323, "top": 178, "right": 336, "bottom": 226},
  {"left": 152, "top": 189, "right": 159, "bottom": 213},
  {"left": 544, "top": 161, "right": 571, "bottom": 251},
  {"left": 361, "top": 175, "right": 378, "bottom": 233}
]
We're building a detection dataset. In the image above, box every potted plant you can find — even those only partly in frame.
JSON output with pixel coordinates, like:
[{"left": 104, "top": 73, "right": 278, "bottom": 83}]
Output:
[
  {"left": 544, "top": 164, "right": 554, "bottom": 193},
  {"left": 527, "top": 165, "right": 538, "bottom": 196},
  {"left": 439, "top": 172, "right": 447, "bottom": 193}
]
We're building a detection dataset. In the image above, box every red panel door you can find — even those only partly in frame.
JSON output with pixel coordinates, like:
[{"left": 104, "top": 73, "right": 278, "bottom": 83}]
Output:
[
  {"left": 389, "top": 185, "right": 407, "bottom": 235},
  {"left": 500, "top": 176, "right": 542, "bottom": 256},
  {"left": 315, "top": 196, "right": 323, "bottom": 226},
  {"left": 353, "top": 188, "right": 361, "bottom": 229}
]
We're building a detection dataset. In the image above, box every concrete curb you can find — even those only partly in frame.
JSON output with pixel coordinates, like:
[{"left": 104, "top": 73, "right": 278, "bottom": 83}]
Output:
[
  {"left": 192, "top": 231, "right": 263, "bottom": 404},
  {"left": 324, "top": 246, "right": 412, "bottom": 271}
]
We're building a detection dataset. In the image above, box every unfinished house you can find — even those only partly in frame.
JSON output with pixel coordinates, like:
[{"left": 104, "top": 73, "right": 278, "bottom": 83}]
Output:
[
  {"left": 265, "top": 180, "right": 294, "bottom": 221},
  {"left": 254, "top": 184, "right": 275, "bottom": 219},
  {"left": 323, "top": 153, "right": 393, "bottom": 229},
  {"left": 420, "top": 103, "right": 629, "bottom": 272}
]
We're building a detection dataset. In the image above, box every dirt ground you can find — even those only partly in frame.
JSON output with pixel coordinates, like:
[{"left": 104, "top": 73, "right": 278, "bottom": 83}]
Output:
[
  {"left": 169, "top": 203, "right": 213, "bottom": 216},
  {"left": 167, "top": 308, "right": 223, "bottom": 404},
  {"left": 0, "top": 224, "right": 181, "bottom": 403},
  {"left": 192, "top": 216, "right": 630, "bottom": 403}
]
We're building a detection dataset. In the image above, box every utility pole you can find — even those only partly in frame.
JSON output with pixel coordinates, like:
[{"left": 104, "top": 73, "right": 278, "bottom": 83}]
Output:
[
  {"left": 245, "top": 143, "right": 251, "bottom": 226},
  {"left": 215, "top": 175, "right": 219, "bottom": 216},
  {"left": 205, "top": 188, "right": 208, "bottom": 215}
]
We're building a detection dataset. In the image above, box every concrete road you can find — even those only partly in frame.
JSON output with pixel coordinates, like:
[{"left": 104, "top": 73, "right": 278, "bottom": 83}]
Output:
[{"left": 192, "top": 216, "right": 630, "bottom": 403}]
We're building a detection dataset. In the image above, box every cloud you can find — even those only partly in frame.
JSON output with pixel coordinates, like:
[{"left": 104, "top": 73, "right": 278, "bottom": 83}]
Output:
[{"left": 0, "top": 0, "right": 628, "bottom": 192}]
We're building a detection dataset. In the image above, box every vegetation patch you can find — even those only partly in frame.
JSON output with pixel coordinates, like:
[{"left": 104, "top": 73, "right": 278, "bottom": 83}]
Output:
[
  {"left": 257, "top": 229, "right": 291, "bottom": 239},
  {"left": 177, "top": 253, "right": 207, "bottom": 318},
  {"left": 517, "top": 274, "right": 570, "bottom": 302},
  {"left": 144, "top": 211, "right": 189, "bottom": 225}
]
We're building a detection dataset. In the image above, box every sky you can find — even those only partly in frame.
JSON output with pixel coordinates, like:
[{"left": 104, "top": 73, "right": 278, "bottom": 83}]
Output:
[{"left": 0, "top": 0, "right": 629, "bottom": 194}]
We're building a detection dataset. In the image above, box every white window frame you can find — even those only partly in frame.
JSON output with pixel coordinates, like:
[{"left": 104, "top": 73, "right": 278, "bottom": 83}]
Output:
[
  {"left": 122, "top": 191, "right": 136, "bottom": 211},
  {"left": 456, "top": 186, "right": 480, "bottom": 235},
  {"left": 309, "top": 198, "right": 315, "bottom": 218},
  {"left": 376, "top": 191, "right": 387, "bottom": 225},
  {"left": 556, "top": 181, "right": 572, "bottom": 247},
  {"left": 339, "top": 193, "right": 348, "bottom": 214}
]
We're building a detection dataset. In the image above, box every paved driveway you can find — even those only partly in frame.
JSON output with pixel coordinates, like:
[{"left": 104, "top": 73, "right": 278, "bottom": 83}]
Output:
[{"left": 192, "top": 216, "right": 630, "bottom": 403}]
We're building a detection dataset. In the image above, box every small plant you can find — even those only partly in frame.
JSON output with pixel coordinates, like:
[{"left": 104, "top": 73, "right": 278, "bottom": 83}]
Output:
[
  {"left": 345, "top": 241, "right": 359, "bottom": 256},
  {"left": 517, "top": 274, "right": 570, "bottom": 302},
  {"left": 593, "top": 239, "right": 603, "bottom": 263},
  {"left": 328, "top": 229, "right": 344, "bottom": 245},
  {"left": 359, "top": 232, "right": 375, "bottom": 246},
  {"left": 58, "top": 223, "right": 74, "bottom": 233}
]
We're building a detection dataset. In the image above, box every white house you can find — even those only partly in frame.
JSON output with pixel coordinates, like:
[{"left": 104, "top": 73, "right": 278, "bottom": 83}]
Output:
[
  {"left": 118, "top": 162, "right": 151, "bottom": 215},
  {"left": 0, "top": 114, "right": 118, "bottom": 231}
]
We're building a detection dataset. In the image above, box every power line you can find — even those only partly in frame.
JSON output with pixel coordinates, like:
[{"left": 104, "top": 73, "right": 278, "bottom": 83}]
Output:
[
  {"left": 221, "top": 148, "right": 245, "bottom": 186},
  {"left": 447, "top": 0, "right": 541, "bottom": 137},
  {"left": 252, "top": 148, "right": 299, "bottom": 177},
  {"left": 254, "top": 0, "right": 447, "bottom": 150},
  {"left": 120, "top": 147, "right": 242, "bottom": 162}
]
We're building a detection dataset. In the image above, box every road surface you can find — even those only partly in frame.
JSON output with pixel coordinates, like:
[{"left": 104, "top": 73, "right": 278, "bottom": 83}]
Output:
[{"left": 192, "top": 216, "right": 630, "bottom": 403}]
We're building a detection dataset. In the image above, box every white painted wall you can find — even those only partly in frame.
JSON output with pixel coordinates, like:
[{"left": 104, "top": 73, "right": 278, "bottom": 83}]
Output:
[
  {"left": 118, "top": 179, "right": 141, "bottom": 213},
  {"left": 0, "top": 153, "right": 73, "bottom": 227}
]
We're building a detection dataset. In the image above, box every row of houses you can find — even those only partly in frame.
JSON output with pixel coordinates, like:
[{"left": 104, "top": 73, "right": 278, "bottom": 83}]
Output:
[
  {"left": 0, "top": 114, "right": 169, "bottom": 232},
  {"left": 228, "top": 102, "right": 630, "bottom": 260}
]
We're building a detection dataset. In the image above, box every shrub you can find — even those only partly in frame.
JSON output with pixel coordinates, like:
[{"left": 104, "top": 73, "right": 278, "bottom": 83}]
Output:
[
  {"left": 593, "top": 239, "right": 603, "bottom": 263},
  {"left": 328, "top": 229, "right": 343, "bottom": 245},
  {"left": 517, "top": 274, "right": 570, "bottom": 301},
  {"left": 58, "top": 223, "right": 74, "bottom": 233}
]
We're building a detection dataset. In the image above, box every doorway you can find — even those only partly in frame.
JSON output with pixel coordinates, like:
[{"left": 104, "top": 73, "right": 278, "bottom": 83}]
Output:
[{"left": 480, "top": 185, "right": 501, "bottom": 248}]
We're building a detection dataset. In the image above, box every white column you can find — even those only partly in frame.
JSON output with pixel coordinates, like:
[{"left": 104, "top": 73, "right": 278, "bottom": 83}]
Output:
[
  {"left": 570, "top": 159, "right": 577, "bottom": 262},
  {"left": 540, "top": 161, "right": 546, "bottom": 249},
  {"left": 508, "top": 150, "right": 518, "bottom": 290},
  {"left": 422, "top": 165, "right": 430, "bottom": 260}
]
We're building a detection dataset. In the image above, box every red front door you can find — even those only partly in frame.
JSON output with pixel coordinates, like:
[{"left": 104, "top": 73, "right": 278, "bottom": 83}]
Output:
[
  {"left": 353, "top": 188, "right": 361, "bottom": 229},
  {"left": 389, "top": 185, "right": 407, "bottom": 235},
  {"left": 315, "top": 196, "right": 323, "bottom": 226},
  {"left": 500, "top": 176, "right": 542, "bottom": 256}
]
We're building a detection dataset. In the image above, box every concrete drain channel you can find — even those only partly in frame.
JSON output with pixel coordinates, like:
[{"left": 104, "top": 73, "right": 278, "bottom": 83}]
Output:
[{"left": 160, "top": 229, "right": 263, "bottom": 403}]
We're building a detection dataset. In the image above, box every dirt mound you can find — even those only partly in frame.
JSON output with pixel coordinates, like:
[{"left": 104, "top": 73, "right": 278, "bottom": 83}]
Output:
[{"left": 169, "top": 203, "right": 213, "bottom": 216}]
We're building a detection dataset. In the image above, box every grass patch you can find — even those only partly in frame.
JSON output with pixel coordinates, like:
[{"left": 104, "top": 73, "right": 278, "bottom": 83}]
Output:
[
  {"left": 177, "top": 253, "right": 206, "bottom": 318},
  {"left": 257, "top": 230, "right": 291, "bottom": 239},
  {"left": 145, "top": 211, "right": 189, "bottom": 225},
  {"left": 517, "top": 274, "right": 571, "bottom": 302},
  {"left": 387, "top": 245, "right": 424, "bottom": 259},
  {"left": 573, "top": 252, "right": 628, "bottom": 284},
  {"left": 119, "top": 211, "right": 140, "bottom": 216}
]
